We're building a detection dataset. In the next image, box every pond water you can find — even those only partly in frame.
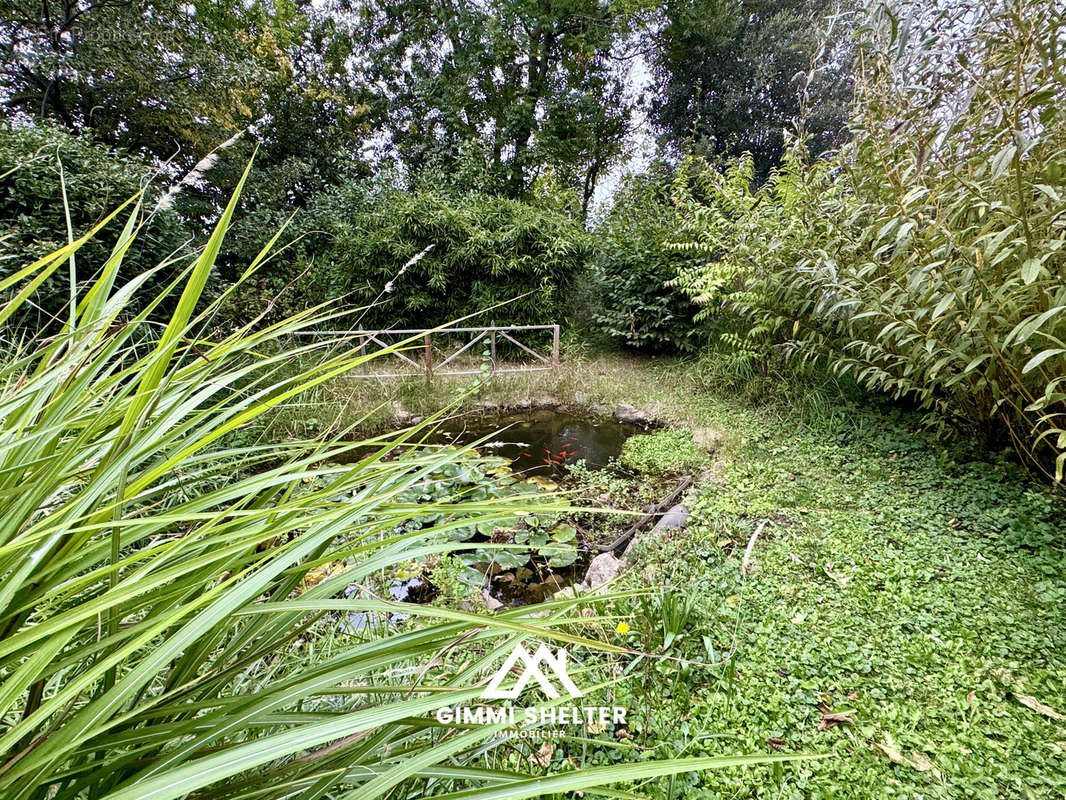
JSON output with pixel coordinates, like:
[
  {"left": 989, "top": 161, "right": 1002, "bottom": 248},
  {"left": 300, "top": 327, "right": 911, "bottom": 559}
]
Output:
[
  {"left": 429, "top": 408, "right": 646, "bottom": 477},
  {"left": 337, "top": 408, "right": 650, "bottom": 622}
]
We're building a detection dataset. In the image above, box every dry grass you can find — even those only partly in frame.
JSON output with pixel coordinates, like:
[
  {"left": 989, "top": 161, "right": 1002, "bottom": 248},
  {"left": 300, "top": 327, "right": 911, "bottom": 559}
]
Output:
[{"left": 259, "top": 348, "right": 728, "bottom": 443}]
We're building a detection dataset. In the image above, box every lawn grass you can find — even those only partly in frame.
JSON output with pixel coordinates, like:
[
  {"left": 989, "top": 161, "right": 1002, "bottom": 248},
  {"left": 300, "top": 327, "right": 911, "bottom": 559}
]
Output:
[{"left": 273, "top": 349, "right": 1066, "bottom": 797}]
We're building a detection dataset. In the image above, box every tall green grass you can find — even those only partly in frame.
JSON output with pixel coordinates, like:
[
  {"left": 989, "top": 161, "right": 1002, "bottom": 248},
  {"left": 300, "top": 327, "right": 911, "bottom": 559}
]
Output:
[{"left": 0, "top": 173, "right": 802, "bottom": 798}]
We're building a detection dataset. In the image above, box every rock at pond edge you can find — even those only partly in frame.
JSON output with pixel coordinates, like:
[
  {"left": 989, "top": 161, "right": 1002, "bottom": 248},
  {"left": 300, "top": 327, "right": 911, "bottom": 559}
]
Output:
[{"left": 584, "top": 552, "right": 626, "bottom": 590}]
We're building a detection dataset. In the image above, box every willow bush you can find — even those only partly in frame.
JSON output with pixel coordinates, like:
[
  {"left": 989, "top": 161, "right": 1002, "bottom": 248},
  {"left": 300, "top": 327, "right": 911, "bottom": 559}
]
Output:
[
  {"left": 0, "top": 170, "right": 797, "bottom": 798},
  {"left": 674, "top": 0, "right": 1066, "bottom": 481}
]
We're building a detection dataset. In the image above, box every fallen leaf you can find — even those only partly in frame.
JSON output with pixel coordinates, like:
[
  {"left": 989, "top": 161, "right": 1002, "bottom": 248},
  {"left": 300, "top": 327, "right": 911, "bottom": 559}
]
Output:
[
  {"left": 823, "top": 562, "right": 850, "bottom": 587},
  {"left": 910, "top": 752, "right": 934, "bottom": 772},
  {"left": 1012, "top": 693, "right": 1065, "bottom": 720},
  {"left": 872, "top": 742, "right": 941, "bottom": 776},
  {"left": 872, "top": 741, "right": 906, "bottom": 764},
  {"left": 529, "top": 741, "right": 553, "bottom": 768},
  {"left": 818, "top": 712, "right": 855, "bottom": 731}
]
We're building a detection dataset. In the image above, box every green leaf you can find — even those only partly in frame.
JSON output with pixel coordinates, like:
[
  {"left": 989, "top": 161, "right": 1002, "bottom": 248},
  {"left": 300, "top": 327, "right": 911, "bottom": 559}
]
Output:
[
  {"left": 1021, "top": 257, "right": 1042, "bottom": 284},
  {"left": 1022, "top": 349, "right": 1066, "bottom": 374}
]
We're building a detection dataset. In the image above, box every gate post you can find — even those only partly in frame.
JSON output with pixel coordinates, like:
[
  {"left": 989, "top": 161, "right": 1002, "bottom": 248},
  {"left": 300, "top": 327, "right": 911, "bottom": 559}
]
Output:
[
  {"left": 423, "top": 333, "right": 433, "bottom": 378},
  {"left": 552, "top": 324, "right": 560, "bottom": 368}
]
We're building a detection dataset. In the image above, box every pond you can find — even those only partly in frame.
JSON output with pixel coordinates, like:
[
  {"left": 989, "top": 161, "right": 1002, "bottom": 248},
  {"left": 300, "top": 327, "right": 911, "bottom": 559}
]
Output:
[
  {"left": 428, "top": 408, "right": 647, "bottom": 477},
  {"left": 338, "top": 407, "right": 651, "bottom": 621}
]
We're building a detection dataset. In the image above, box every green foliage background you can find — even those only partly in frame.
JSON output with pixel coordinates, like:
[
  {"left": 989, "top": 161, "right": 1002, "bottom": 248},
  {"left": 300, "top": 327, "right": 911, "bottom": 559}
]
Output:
[
  {"left": 591, "top": 167, "right": 708, "bottom": 353},
  {"left": 219, "top": 184, "right": 593, "bottom": 330},
  {"left": 0, "top": 123, "right": 192, "bottom": 327}
]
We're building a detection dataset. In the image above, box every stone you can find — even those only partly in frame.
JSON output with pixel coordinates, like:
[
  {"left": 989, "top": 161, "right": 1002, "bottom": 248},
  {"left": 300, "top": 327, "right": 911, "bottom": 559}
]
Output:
[
  {"left": 390, "top": 401, "right": 414, "bottom": 425},
  {"left": 481, "top": 589, "right": 505, "bottom": 612},
  {"left": 651, "top": 503, "right": 690, "bottom": 533},
  {"left": 692, "top": 426, "right": 723, "bottom": 452},
  {"left": 624, "top": 504, "right": 692, "bottom": 557},
  {"left": 574, "top": 392, "right": 588, "bottom": 404},
  {"left": 613, "top": 404, "right": 649, "bottom": 425},
  {"left": 584, "top": 552, "right": 626, "bottom": 589}
]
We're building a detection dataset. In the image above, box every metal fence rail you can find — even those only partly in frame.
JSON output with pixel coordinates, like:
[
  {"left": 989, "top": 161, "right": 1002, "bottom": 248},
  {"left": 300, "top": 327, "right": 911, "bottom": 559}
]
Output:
[{"left": 293, "top": 323, "right": 560, "bottom": 379}]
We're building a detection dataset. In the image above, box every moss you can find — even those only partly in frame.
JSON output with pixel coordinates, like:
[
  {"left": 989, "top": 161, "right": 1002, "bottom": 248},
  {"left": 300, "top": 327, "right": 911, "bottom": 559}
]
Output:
[{"left": 620, "top": 428, "right": 709, "bottom": 475}]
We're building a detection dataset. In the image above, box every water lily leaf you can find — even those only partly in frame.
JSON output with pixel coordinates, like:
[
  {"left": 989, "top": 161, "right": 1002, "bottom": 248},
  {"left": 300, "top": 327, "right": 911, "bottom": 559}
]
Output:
[
  {"left": 548, "top": 550, "right": 578, "bottom": 568},
  {"left": 551, "top": 523, "right": 577, "bottom": 543}
]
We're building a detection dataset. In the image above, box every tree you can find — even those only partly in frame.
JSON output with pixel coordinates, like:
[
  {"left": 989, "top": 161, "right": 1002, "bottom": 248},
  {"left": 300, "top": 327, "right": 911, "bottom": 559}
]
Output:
[
  {"left": 347, "top": 0, "right": 641, "bottom": 211},
  {"left": 650, "top": 0, "right": 853, "bottom": 178},
  {"left": 0, "top": 1, "right": 371, "bottom": 189},
  {"left": 1, "top": 2, "right": 262, "bottom": 163},
  {"left": 592, "top": 163, "right": 708, "bottom": 353}
]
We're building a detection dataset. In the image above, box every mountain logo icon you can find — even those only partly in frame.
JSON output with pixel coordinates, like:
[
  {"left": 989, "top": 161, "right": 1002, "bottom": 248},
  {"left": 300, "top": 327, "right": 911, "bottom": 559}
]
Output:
[{"left": 481, "top": 643, "right": 584, "bottom": 700}]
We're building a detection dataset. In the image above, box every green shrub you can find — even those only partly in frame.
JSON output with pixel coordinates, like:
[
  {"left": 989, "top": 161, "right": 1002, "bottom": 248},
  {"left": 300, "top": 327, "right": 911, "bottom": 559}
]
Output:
[
  {"left": 220, "top": 184, "right": 591, "bottom": 332},
  {"left": 621, "top": 429, "right": 709, "bottom": 476},
  {"left": 673, "top": 0, "right": 1066, "bottom": 481},
  {"left": 0, "top": 122, "right": 191, "bottom": 329},
  {"left": 286, "top": 186, "right": 590, "bottom": 329},
  {"left": 592, "top": 166, "right": 708, "bottom": 353}
]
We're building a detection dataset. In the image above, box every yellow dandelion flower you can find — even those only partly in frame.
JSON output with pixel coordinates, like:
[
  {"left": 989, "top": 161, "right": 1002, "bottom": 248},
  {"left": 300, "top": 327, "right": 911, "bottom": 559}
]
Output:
[{"left": 615, "top": 621, "right": 630, "bottom": 635}]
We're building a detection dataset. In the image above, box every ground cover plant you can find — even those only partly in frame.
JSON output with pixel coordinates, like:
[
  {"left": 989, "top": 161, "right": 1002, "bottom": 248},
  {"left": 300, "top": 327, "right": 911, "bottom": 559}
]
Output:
[
  {"left": 289, "top": 350, "right": 1066, "bottom": 797},
  {"left": 616, "top": 390, "right": 1066, "bottom": 799}
]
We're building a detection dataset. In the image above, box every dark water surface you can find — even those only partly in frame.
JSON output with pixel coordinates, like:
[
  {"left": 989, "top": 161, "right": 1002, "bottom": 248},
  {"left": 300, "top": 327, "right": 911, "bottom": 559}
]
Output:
[
  {"left": 337, "top": 409, "right": 647, "bottom": 622},
  {"left": 430, "top": 408, "right": 646, "bottom": 476}
]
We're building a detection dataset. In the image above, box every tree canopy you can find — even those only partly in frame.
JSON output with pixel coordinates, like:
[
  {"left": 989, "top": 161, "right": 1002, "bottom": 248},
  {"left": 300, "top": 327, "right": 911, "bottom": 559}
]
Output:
[
  {"left": 649, "top": 0, "right": 853, "bottom": 177},
  {"left": 344, "top": 0, "right": 642, "bottom": 212}
]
